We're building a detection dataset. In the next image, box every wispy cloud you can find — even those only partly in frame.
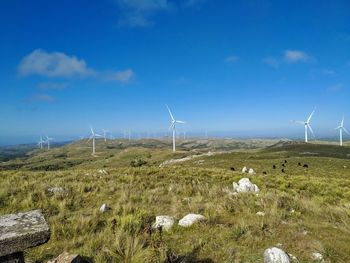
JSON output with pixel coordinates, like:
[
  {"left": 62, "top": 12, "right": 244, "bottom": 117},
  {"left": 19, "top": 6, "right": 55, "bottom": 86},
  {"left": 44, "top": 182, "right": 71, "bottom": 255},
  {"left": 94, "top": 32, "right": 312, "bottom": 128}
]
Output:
[
  {"left": 264, "top": 50, "right": 314, "bottom": 68},
  {"left": 26, "top": 93, "right": 55, "bottom": 103},
  {"left": 105, "top": 69, "right": 135, "bottom": 84},
  {"left": 183, "top": 0, "right": 206, "bottom": 8},
  {"left": 116, "top": 0, "right": 171, "bottom": 27},
  {"left": 225, "top": 55, "right": 239, "bottom": 63},
  {"left": 19, "top": 49, "right": 134, "bottom": 84},
  {"left": 284, "top": 50, "right": 313, "bottom": 63},
  {"left": 18, "top": 49, "right": 94, "bottom": 78},
  {"left": 115, "top": 0, "right": 207, "bottom": 27},
  {"left": 37, "top": 82, "right": 69, "bottom": 90},
  {"left": 327, "top": 83, "right": 344, "bottom": 92},
  {"left": 263, "top": 57, "right": 279, "bottom": 68}
]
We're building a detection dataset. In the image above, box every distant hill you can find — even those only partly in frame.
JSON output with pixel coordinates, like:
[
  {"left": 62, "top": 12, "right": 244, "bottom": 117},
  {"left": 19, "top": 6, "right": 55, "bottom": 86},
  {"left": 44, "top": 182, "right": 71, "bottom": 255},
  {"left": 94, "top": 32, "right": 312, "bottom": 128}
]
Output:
[
  {"left": 0, "top": 138, "right": 278, "bottom": 171},
  {"left": 263, "top": 140, "right": 350, "bottom": 159}
]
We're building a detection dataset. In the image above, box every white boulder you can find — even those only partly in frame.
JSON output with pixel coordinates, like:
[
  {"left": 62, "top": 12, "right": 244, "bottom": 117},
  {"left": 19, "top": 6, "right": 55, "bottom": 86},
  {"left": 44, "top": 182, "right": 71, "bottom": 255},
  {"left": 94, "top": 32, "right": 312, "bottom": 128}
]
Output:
[
  {"left": 232, "top": 178, "right": 260, "bottom": 193},
  {"left": 178, "top": 214, "right": 205, "bottom": 227},
  {"left": 99, "top": 203, "right": 111, "bottom": 213},
  {"left": 311, "top": 252, "right": 323, "bottom": 261},
  {"left": 152, "top": 215, "right": 174, "bottom": 231},
  {"left": 248, "top": 168, "right": 256, "bottom": 174},
  {"left": 242, "top": 166, "right": 248, "bottom": 173},
  {"left": 256, "top": 211, "right": 265, "bottom": 216},
  {"left": 264, "top": 247, "right": 290, "bottom": 263},
  {"left": 47, "top": 187, "right": 67, "bottom": 194}
]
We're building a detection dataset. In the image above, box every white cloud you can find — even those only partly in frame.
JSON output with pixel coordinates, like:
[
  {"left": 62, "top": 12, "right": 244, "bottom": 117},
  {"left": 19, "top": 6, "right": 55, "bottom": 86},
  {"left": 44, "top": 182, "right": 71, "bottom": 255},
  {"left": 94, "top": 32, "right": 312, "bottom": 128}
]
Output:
[
  {"left": 27, "top": 93, "right": 55, "bottom": 103},
  {"left": 183, "top": 0, "right": 206, "bottom": 8},
  {"left": 116, "top": 0, "right": 171, "bottom": 27},
  {"left": 263, "top": 57, "right": 279, "bottom": 68},
  {"left": 327, "top": 83, "right": 344, "bottom": 92},
  {"left": 284, "top": 50, "right": 312, "bottom": 63},
  {"left": 225, "top": 55, "right": 239, "bottom": 63},
  {"left": 106, "top": 69, "right": 135, "bottom": 84},
  {"left": 37, "top": 82, "right": 69, "bottom": 90},
  {"left": 19, "top": 49, "right": 135, "bottom": 85},
  {"left": 18, "top": 49, "right": 94, "bottom": 78}
]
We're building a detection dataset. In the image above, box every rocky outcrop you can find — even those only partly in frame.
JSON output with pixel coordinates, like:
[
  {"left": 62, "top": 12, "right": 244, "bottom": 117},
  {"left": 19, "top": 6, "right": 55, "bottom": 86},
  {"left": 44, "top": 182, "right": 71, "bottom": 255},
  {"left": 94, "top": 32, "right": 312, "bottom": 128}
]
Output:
[
  {"left": 264, "top": 247, "right": 290, "bottom": 263},
  {"left": 152, "top": 216, "right": 174, "bottom": 231},
  {"left": 0, "top": 210, "right": 50, "bottom": 258},
  {"left": 178, "top": 214, "right": 205, "bottom": 227},
  {"left": 232, "top": 178, "right": 260, "bottom": 193}
]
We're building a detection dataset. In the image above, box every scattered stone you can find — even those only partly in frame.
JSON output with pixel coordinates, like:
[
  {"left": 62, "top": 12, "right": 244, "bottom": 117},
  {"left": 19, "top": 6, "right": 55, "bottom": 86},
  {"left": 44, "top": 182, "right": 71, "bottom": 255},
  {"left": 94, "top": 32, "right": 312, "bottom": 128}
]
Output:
[
  {"left": 47, "top": 187, "right": 67, "bottom": 194},
  {"left": 311, "top": 252, "right": 323, "bottom": 261},
  {"left": 48, "top": 252, "right": 87, "bottom": 263},
  {"left": 152, "top": 216, "right": 174, "bottom": 231},
  {"left": 0, "top": 210, "right": 50, "bottom": 259},
  {"left": 232, "top": 178, "right": 260, "bottom": 193},
  {"left": 288, "top": 253, "right": 299, "bottom": 262},
  {"left": 99, "top": 204, "right": 111, "bottom": 213},
  {"left": 256, "top": 211, "right": 265, "bottom": 216},
  {"left": 98, "top": 169, "right": 108, "bottom": 175},
  {"left": 264, "top": 247, "right": 290, "bottom": 263},
  {"left": 178, "top": 214, "right": 205, "bottom": 227},
  {"left": 242, "top": 166, "right": 248, "bottom": 173},
  {"left": 248, "top": 168, "right": 256, "bottom": 174},
  {"left": 302, "top": 230, "right": 308, "bottom": 236}
]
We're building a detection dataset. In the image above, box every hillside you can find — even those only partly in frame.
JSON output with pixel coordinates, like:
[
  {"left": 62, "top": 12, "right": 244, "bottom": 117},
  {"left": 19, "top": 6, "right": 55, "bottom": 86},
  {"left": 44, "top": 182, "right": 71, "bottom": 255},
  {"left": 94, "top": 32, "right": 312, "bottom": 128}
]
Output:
[{"left": 0, "top": 139, "right": 350, "bottom": 262}]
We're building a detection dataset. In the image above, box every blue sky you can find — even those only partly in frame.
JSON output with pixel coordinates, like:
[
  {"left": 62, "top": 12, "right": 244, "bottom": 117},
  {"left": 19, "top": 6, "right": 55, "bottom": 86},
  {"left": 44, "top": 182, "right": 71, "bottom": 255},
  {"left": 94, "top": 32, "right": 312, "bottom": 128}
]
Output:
[{"left": 0, "top": 0, "right": 350, "bottom": 144}]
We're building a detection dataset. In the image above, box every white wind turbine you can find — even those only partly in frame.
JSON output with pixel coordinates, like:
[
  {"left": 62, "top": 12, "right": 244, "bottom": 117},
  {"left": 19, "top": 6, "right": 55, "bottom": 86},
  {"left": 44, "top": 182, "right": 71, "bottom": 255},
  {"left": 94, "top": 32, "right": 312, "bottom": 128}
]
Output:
[
  {"left": 38, "top": 136, "right": 44, "bottom": 149},
  {"left": 335, "top": 116, "right": 349, "bottom": 146},
  {"left": 166, "top": 105, "right": 185, "bottom": 152},
  {"left": 102, "top": 129, "right": 110, "bottom": 142},
  {"left": 45, "top": 135, "right": 54, "bottom": 150},
  {"left": 88, "top": 127, "right": 102, "bottom": 155},
  {"left": 293, "top": 109, "right": 315, "bottom": 143}
]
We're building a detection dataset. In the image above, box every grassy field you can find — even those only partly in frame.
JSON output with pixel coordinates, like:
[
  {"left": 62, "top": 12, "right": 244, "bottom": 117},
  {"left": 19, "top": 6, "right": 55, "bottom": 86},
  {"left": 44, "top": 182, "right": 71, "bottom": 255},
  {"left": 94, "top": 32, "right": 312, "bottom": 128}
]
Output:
[{"left": 0, "top": 139, "right": 350, "bottom": 262}]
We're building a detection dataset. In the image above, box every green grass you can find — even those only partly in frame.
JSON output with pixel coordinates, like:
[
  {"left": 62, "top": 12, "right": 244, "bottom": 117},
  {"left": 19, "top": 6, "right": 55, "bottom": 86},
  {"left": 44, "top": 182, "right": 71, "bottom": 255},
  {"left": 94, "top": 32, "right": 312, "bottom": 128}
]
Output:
[{"left": 0, "top": 140, "right": 350, "bottom": 262}]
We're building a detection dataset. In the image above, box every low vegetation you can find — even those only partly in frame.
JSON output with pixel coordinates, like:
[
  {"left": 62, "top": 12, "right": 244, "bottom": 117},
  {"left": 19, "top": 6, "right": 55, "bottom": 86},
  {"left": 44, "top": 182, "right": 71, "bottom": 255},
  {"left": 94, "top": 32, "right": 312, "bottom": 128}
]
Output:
[{"left": 0, "top": 140, "right": 350, "bottom": 262}]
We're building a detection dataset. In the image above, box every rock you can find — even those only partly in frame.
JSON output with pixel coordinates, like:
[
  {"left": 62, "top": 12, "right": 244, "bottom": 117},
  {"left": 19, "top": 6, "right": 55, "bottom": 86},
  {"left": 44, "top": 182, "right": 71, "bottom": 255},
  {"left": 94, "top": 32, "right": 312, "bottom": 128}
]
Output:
[
  {"left": 288, "top": 253, "right": 299, "bottom": 262},
  {"left": 232, "top": 178, "right": 260, "bottom": 193},
  {"left": 152, "top": 216, "right": 174, "bottom": 231},
  {"left": 99, "top": 204, "right": 111, "bottom": 213},
  {"left": 264, "top": 247, "right": 290, "bottom": 263},
  {"left": 98, "top": 169, "right": 108, "bottom": 175},
  {"left": 47, "top": 187, "right": 67, "bottom": 194},
  {"left": 311, "top": 252, "right": 323, "bottom": 261},
  {"left": 241, "top": 166, "right": 248, "bottom": 173},
  {"left": 0, "top": 210, "right": 50, "bottom": 257},
  {"left": 248, "top": 168, "right": 256, "bottom": 174},
  {"left": 47, "top": 252, "right": 87, "bottom": 263},
  {"left": 178, "top": 214, "right": 205, "bottom": 227},
  {"left": 256, "top": 211, "right": 265, "bottom": 216}
]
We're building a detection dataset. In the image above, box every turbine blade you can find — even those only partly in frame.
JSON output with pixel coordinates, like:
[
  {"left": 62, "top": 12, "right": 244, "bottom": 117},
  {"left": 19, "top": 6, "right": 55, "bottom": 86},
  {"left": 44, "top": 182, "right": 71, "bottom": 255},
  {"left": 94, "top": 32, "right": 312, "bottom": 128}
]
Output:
[
  {"left": 166, "top": 104, "right": 175, "bottom": 121},
  {"left": 176, "top": 120, "right": 186, "bottom": 124},
  {"left": 308, "top": 124, "right": 315, "bottom": 137},
  {"left": 343, "top": 127, "right": 350, "bottom": 135},
  {"left": 292, "top": 120, "right": 304, "bottom": 125},
  {"left": 307, "top": 109, "right": 315, "bottom": 123}
]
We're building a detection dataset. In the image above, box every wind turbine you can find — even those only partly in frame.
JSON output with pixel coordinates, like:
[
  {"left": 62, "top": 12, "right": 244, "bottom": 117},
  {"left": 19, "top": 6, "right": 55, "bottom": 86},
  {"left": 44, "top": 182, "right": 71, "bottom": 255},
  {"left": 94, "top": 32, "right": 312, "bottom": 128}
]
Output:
[
  {"left": 45, "top": 135, "right": 54, "bottom": 150},
  {"left": 293, "top": 109, "right": 315, "bottom": 143},
  {"left": 37, "top": 136, "right": 44, "bottom": 149},
  {"left": 102, "top": 129, "right": 110, "bottom": 142},
  {"left": 88, "top": 127, "right": 102, "bottom": 155},
  {"left": 335, "top": 116, "right": 349, "bottom": 146},
  {"left": 166, "top": 105, "right": 185, "bottom": 152}
]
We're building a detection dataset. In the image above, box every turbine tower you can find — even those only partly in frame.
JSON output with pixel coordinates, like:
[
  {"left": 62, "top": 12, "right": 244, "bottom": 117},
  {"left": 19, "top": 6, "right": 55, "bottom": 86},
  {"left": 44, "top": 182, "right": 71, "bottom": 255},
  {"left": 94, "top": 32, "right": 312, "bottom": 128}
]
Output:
[
  {"left": 102, "top": 129, "right": 110, "bottom": 142},
  {"left": 335, "top": 116, "right": 349, "bottom": 146},
  {"left": 293, "top": 109, "right": 315, "bottom": 143},
  {"left": 88, "top": 127, "right": 101, "bottom": 155},
  {"left": 45, "top": 135, "right": 54, "bottom": 150},
  {"left": 166, "top": 105, "right": 185, "bottom": 152},
  {"left": 38, "top": 136, "right": 44, "bottom": 149}
]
